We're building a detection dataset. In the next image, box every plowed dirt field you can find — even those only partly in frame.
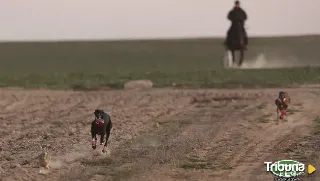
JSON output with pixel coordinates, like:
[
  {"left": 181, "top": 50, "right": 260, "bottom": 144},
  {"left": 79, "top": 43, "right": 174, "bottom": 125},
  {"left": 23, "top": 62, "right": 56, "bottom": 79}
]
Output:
[{"left": 0, "top": 88, "right": 319, "bottom": 181}]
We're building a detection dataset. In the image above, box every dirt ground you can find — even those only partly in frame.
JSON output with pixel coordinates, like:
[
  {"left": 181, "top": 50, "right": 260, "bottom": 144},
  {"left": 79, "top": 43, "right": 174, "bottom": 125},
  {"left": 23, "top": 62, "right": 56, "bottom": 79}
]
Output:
[{"left": 0, "top": 88, "right": 319, "bottom": 181}]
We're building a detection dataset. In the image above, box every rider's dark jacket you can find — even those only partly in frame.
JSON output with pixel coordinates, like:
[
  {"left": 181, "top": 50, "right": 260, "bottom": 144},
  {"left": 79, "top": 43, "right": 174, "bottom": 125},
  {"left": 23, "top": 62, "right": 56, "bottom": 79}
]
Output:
[
  {"left": 227, "top": 7, "right": 247, "bottom": 27},
  {"left": 226, "top": 6, "right": 248, "bottom": 47}
]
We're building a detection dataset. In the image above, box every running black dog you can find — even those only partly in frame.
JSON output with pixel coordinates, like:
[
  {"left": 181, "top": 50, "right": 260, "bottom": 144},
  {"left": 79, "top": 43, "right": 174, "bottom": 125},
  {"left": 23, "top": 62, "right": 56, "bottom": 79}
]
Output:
[{"left": 91, "top": 109, "right": 113, "bottom": 153}]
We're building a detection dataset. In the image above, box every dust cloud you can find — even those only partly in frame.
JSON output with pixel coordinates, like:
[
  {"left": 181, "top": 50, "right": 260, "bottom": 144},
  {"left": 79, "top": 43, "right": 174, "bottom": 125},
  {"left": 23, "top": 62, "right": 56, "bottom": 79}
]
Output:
[
  {"left": 40, "top": 143, "right": 110, "bottom": 175},
  {"left": 239, "top": 53, "right": 320, "bottom": 69}
]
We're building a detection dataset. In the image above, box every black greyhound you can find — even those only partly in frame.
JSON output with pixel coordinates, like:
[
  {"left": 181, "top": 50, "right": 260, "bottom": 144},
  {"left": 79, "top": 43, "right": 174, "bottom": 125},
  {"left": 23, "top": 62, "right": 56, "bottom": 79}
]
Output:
[{"left": 91, "top": 109, "right": 113, "bottom": 153}]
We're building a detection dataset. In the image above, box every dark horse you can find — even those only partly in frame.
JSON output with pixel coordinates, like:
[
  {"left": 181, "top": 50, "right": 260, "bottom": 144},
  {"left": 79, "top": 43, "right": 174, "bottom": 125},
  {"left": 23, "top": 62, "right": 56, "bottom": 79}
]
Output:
[{"left": 225, "top": 22, "right": 247, "bottom": 67}]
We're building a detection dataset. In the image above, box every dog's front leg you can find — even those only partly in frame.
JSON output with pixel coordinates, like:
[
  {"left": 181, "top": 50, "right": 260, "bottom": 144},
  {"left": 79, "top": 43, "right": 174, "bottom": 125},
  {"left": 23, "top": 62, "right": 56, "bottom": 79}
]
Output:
[{"left": 92, "top": 134, "right": 97, "bottom": 150}]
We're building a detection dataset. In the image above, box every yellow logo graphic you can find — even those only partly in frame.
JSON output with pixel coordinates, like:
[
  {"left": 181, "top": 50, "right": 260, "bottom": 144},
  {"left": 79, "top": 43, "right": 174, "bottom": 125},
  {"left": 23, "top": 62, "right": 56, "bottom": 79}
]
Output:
[{"left": 308, "top": 164, "right": 316, "bottom": 174}]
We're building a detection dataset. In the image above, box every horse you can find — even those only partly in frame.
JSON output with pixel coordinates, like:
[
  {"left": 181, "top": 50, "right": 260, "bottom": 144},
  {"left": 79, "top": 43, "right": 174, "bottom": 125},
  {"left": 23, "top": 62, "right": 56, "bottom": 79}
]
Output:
[{"left": 225, "top": 22, "right": 247, "bottom": 67}]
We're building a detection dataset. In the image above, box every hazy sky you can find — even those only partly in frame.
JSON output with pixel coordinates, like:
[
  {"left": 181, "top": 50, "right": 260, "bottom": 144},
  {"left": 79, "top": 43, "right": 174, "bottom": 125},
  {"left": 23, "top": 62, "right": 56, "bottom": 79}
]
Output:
[{"left": 1, "top": 0, "right": 319, "bottom": 41}]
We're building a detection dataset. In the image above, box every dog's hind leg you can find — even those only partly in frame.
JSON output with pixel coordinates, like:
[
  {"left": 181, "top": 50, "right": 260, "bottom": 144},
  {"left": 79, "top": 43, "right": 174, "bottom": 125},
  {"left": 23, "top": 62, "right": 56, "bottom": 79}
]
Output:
[
  {"left": 100, "top": 133, "right": 105, "bottom": 145},
  {"left": 102, "top": 122, "right": 112, "bottom": 153}
]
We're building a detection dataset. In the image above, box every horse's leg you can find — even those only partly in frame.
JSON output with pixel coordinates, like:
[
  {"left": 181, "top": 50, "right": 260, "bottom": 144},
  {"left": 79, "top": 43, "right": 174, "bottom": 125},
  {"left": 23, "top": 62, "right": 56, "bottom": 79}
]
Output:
[
  {"left": 238, "top": 48, "right": 244, "bottom": 66},
  {"left": 231, "top": 50, "right": 235, "bottom": 66}
]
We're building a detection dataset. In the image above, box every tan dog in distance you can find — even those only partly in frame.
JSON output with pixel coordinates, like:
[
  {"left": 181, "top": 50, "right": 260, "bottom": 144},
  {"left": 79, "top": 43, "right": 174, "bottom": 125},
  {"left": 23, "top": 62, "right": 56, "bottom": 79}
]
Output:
[{"left": 275, "top": 91, "right": 291, "bottom": 120}]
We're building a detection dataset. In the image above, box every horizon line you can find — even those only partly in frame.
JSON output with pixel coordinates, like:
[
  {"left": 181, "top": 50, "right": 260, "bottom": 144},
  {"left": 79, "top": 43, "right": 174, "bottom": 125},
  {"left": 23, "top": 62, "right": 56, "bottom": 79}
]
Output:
[{"left": 0, "top": 34, "right": 319, "bottom": 43}]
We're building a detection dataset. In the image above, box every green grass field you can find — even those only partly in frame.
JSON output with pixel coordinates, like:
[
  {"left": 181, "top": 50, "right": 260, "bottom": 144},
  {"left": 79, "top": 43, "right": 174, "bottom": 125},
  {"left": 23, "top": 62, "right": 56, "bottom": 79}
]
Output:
[{"left": 0, "top": 35, "right": 320, "bottom": 89}]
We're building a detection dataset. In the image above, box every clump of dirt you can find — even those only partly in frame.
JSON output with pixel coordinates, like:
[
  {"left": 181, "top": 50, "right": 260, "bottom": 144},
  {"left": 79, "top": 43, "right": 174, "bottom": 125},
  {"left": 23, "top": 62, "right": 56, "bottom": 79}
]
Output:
[{"left": 124, "top": 80, "right": 153, "bottom": 90}]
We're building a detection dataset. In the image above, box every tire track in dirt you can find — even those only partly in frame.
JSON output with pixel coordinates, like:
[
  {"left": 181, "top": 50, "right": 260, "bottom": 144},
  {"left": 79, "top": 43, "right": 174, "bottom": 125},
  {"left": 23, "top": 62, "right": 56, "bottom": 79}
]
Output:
[
  {"left": 0, "top": 88, "right": 318, "bottom": 181},
  {"left": 181, "top": 91, "right": 267, "bottom": 171},
  {"left": 0, "top": 90, "right": 92, "bottom": 181},
  {"left": 209, "top": 90, "right": 317, "bottom": 181},
  {"left": 93, "top": 91, "right": 272, "bottom": 181},
  {"left": 0, "top": 89, "right": 196, "bottom": 181},
  {"left": 197, "top": 106, "right": 260, "bottom": 168},
  {"left": 219, "top": 112, "right": 309, "bottom": 180},
  {"left": 118, "top": 89, "right": 318, "bottom": 181},
  {"left": 244, "top": 93, "right": 319, "bottom": 181},
  {"left": 51, "top": 90, "right": 197, "bottom": 181}
]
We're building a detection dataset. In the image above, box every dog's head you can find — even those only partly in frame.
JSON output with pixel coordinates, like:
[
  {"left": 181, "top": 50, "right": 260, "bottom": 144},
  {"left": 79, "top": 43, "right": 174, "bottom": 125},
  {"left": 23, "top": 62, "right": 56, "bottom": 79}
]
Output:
[
  {"left": 279, "top": 92, "right": 290, "bottom": 103},
  {"left": 279, "top": 91, "right": 285, "bottom": 100},
  {"left": 94, "top": 109, "right": 103, "bottom": 119}
]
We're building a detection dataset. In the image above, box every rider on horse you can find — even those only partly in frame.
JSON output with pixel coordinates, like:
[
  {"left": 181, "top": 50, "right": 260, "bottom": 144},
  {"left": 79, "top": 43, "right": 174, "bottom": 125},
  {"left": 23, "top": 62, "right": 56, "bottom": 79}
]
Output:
[
  {"left": 225, "top": 0, "right": 248, "bottom": 50},
  {"left": 91, "top": 109, "right": 113, "bottom": 153}
]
